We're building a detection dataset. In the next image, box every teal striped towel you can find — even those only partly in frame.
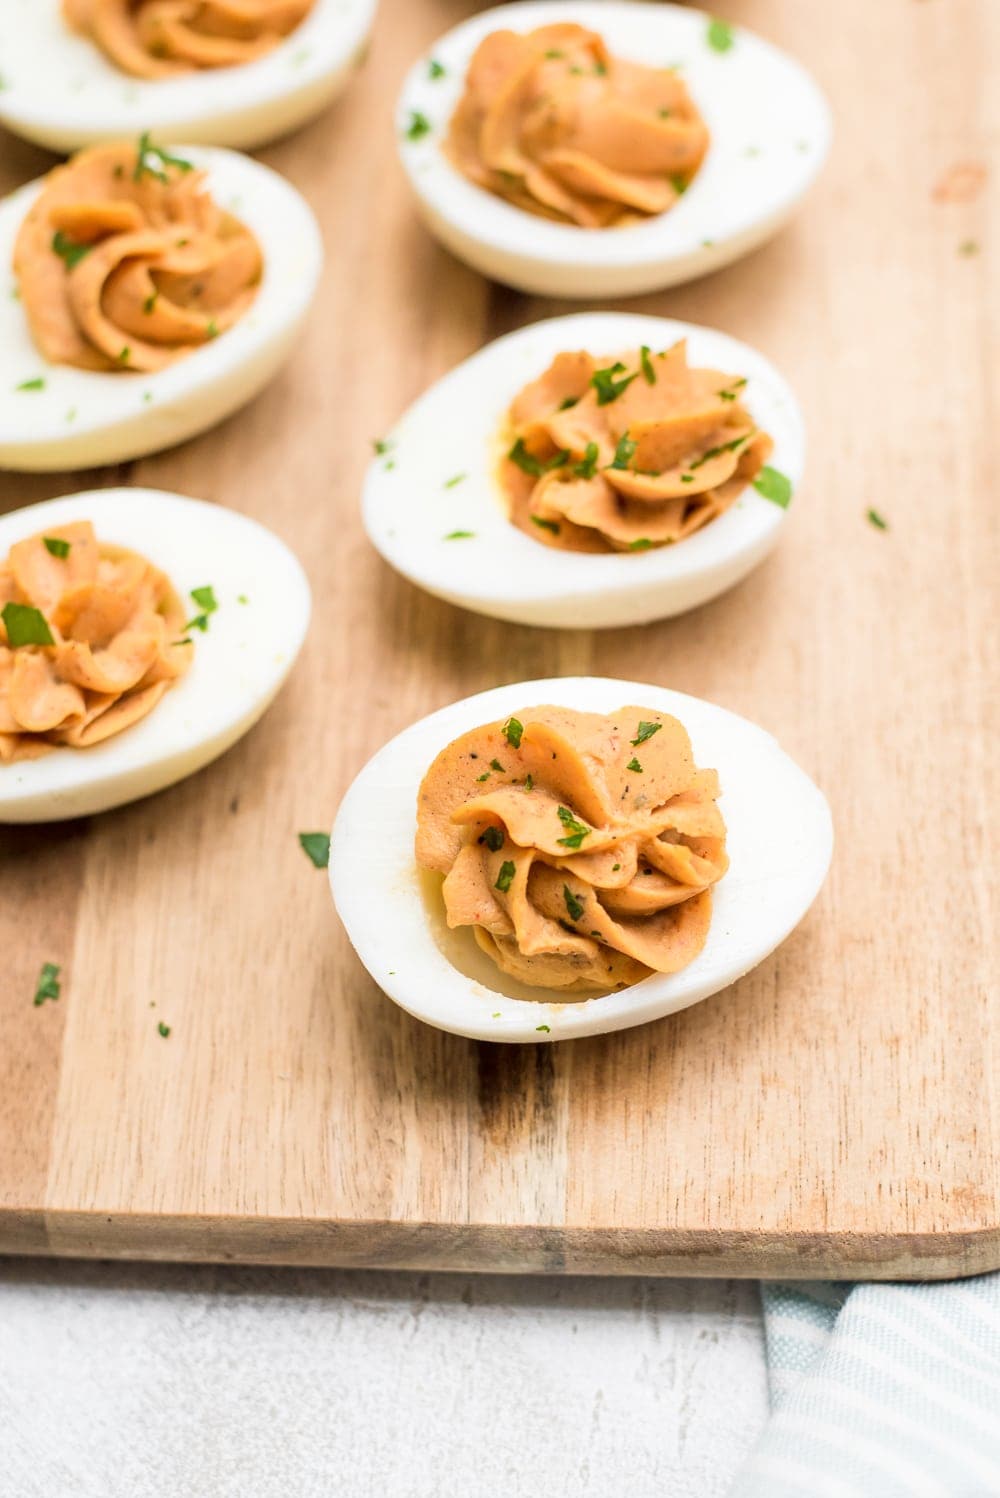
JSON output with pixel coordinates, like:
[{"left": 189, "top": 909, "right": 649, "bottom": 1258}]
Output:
[{"left": 732, "top": 1276, "right": 1000, "bottom": 1496}]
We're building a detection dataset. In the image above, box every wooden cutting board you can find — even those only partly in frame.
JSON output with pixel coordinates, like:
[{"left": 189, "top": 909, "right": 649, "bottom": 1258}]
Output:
[{"left": 1, "top": 0, "right": 997, "bottom": 1280}]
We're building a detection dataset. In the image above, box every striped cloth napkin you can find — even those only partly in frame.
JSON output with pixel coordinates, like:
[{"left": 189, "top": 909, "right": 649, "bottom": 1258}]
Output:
[{"left": 732, "top": 1276, "right": 1000, "bottom": 1497}]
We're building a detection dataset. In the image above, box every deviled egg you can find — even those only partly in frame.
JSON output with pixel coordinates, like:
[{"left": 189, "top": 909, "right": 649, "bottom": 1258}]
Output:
[
  {"left": 363, "top": 312, "right": 803, "bottom": 630},
  {"left": 330, "top": 677, "right": 832, "bottom": 1043},
  {"left": 397, "top": 1, "right": 831, "bottom": 297},
  {"left": 0, "top": 0, "right": 377, "bottom": 153},
  {"left": 0, "top": 487, "right": 310, "bottom": 821},
  {"left": 0, "top": 139, "right": 322, "bottom": 472}
]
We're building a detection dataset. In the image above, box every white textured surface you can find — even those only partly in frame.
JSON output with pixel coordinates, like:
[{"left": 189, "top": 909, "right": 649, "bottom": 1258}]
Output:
[{"left": 0, "top": 1263, "right": 767, "bottom": 1497}]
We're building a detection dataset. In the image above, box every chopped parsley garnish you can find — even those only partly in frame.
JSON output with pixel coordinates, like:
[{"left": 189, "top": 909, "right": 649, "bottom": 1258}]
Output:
[
  {"left": 133, "top": 132, "right": 194, "bottom": 183},
  {"left": 556, "top": 805, "right": 591, "bottom": 850},
  {"left": 51, "top": 230, "right": 91, "bottom": 269},
  {"left": 626, "top": 757, "right": 643, "bottom": 773},
  {"left": 508, "top": 438, "right": 568, "bottom": 476},
  {"left": 482, "top": 826, "right": 504, "bottom": 852},
  {"left": 558, "top": 395, "right": 579, "bottom": 411},
  {"left": 752, "top": 465, "right": 793, "bottom": 508},
  {"left": 631, "top": 721, "right": 661, "bottom": 746},
  {"left": 117, "top": 345, "right": 131, "bottom": 364},
  {"left": 544, "top": 48, "right": 564, "bottom": 59},
  {"left": 495, "top": 860, "right": 516, "bottom": 893},
  {"left": 707, "top": 17, "right": 735, "bottom": 52},
  {"left": 612, "top": 863, "right": 621, "bottom": 872},
  {"left": 563, "top": 885, "right": 585, "bottom": 921},
  {"left": 572, "top": 441, "right": 600, "bottom": 479},
  {"left": 503, "top": 716, "right": 523, "bottom": 748},
  {"left": 640, "top": 345, "right": 656, "bottom": 384},
  {"left": 591, "top": 361, "right": 638, "bottom": 405},
  {"left": 33, "top": 962, "right": 61, "bottom": 1006},
  {"left": 2, "top": 602, "right": 54, "bottom": 648},
  {"left": 237, "top": 594, "right": 249, "bottom": 605},
  {"left": 489, "top": 758, "right": 504, "bottom": 772},
  {"left": 609, "top": 433, "right": 637, "bottom": 471},
  {"left": 669, "top": 173, "right": 688, "bottom": 195},
  {"left": 536, "top": 1024, "right": 551, "bottom": 1033},
  {"left": 206, "top": 319, "right": 219, "bottom": 339},
  {"left": 523, "top": 774, "right": 534, "bottom": 792},
  {"left": 530, "top": 516, "right": 560, "bottom": 535},
  {"left": 688, "top": 431, "right": 753, "bottom": 472},
  {"left": 718, "top": 377, "right": 747, "bottom": 401},
  {"left": 190, "top": 585, "right": 217, "bottom": 614},
  {"left": 628, "top": 538, "right": 653, "bottom": 551},
  {"left": 428, "top": 58, "right": 446, "bottom": 79},
  {"left": 405, "top": 111, "right": 432, "bottom": 141},
  {"left": 444, "top": 529, "right": 475, "bottom": 539},
  {"left": 16, "top": 377, "right": 45, "bottom": 391},
  {"left": 373, "top": 437, "right": 393, "bottom": 455},
  {"left": 867, "top": 508, "right": 889, "bottom": 531},
  {"left": 158, "top": 1021, "right": 171, "bottom": 1038},
  {"left": 143, "top": 290, "right": 159, "bottom": 314},
  {"left": 298, "top": 831, "right": 331, "bottom": 868},
  {"left": 43, "top": 536, "right": 71, "bottom": 559},
  {"left": 444, "top": 473, "right": 466, "bottom": 488}
]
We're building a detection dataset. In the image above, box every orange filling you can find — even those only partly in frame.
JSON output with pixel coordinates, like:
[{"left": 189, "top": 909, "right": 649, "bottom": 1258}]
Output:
[
  {"left": 499, "top": 342, "right": 773, "bottom": 553},
  {"left": 446, "top": 23, "right": 709, "bottom": 227},
  {"left": 63, "top": 0, "right": 315, "bottom": 78},
  {"left": 0, "top": 522, "right": 193, "bottom": 764},
  {"left": 416, "top": 705, "right": 727, "bottom": 993},
  {"left": 14, "top": 140, "right": 262, "bottom": 374}
]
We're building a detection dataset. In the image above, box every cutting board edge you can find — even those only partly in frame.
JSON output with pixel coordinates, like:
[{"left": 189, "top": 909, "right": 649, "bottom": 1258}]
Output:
[{"left": 2, "top": 1210, "right": 998, "bottom": 1282}]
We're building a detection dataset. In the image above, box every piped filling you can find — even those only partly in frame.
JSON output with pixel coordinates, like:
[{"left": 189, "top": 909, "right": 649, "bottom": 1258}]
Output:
[
  {"left": 500, "top": 341, "right": 773, "bottom": 552},
  {"left": 62, "top": 0, "right": 315, "bottom": 78},
  {"left": 0, "top": 521, "right": 193, "bottom": 763},
  {"left": 416, "top": 705, "right": 727, "bottom": 993},
  {"left": 446, "top": 23, "right": 708, "bottom": 228},
  {"left": 14, "top": 138, "right": 262, "bottom": 374}
]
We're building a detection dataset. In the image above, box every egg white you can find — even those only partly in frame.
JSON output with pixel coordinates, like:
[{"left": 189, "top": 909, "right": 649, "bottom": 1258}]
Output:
[
  {"left": 0, "top": 487, "right": 311, "bottom": 822},
  {"left": 330, "top": 676, "right": 833, "bottom": 1043},
  {"left": 0, "top": 0, "right": 377, "bottom": 152},
  {"left": 363, "top": 312, "right": 804, "bottom": 630},
  {"left": 397, "top": 0, "right": 831, "bottom": 298},
  {"left": 0, "top": 146, "right": 322, "bottom": 472}
]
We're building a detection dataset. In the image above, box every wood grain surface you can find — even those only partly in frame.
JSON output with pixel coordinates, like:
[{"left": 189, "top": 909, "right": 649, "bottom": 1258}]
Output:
[{"left": 1, "top": 0, "right": 997, "bottom": 1279}]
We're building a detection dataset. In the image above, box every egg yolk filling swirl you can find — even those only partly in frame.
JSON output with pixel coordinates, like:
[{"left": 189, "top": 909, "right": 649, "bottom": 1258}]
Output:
[
  {"left": 446, "top": 23, "right": 709, "bottom": 228},
  {"left": 416, "top": 705, "right": 727, "bottom": 993},
  {"left": 500, "top": 342, "right": 773, "bottom": 552},
  {"left": 0, "top": 522, "right": 193, "bottom": 764},
  {"left": 62, "top": 0, "right": 315, "bottom": 78},
  {"left": 14, "top": 139, "right": 262, "bottom": 374}
]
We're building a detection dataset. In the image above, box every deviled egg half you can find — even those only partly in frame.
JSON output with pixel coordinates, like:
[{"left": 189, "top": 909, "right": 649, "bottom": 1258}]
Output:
[
  {"left": 0, "top": 488, "right": 310, "bottom": 822},
  {"left": 363, "top": 312, "right": 803, "bottom": 630},
  {"left": 0, "top": 139, "right": 322, "bottom": 472},
  {"left": 397, "top": 0, "right": 831, "bottom": 297},
  {"left": 0, "top": 0, "right": 377, "bottom": 153},
  {"left": 330, "top": 677, "right": 833, "bottom": 1043}
]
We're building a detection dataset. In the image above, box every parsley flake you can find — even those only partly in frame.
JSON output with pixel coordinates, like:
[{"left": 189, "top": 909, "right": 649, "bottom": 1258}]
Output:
[
  {"left": 718, "top": 377, "right": 747, "bottom": 401},
  {"left": 133, "top": 132, "right": 194, "bottom": 183},
  {"left": 489, "top": 758, "right": 504, "bottom": 772},
  {"left": 157, "top": 1021, "right": 171, "bottom": 1038},
  {"left": 508, "top": 438, "right": 568, "bottom": 476},
  {"left": 626, "top": 757, "right": 643, "bottom": 773},
  {"left": 443, "top": 472, "right": 466, "bottom": 488},
  {"left": 503, "top": 716, "right": 523, "bottom": 748},
  {"left": 16, "top": 377, "right": 45, "bottom": 392},
  {"left": 530, "top": 516, "right": 561, "bottom": 535},
  {"left": 523, "top": 774, "right": 534, "bottom": 793},
  {"left": 495, "top": 860, "right": 516, "bottom": 893},
  {"left": 444, "top": 529, "right": 475, "bottom": 540},
  {"left": 752, "top": 466, "right": 793, "bottom": 508},
  {"left": 628, "top": 539, "right": 653, "bottom": 551},
  {"left": 536, "top": 1024, "right": 551, "bottom": 1034},
  {"left": 707, "top": 18, "right": 735, "bottom": 52},
  {"left": 556, "top": 805, "right": 591, "bottom": 850},
  {"left": 690, "top": 431, "right": 752, "bottom": 470},
  {"left": 591, "top": 361, "right": 638, "bottom": 405},
  {"left": 609, "top": 433, "right": 637, "bottom": 471},
  {"left": 405, "top": 111, "right": 432, "bottom": 141},
  {"left": 33, "top": 962, "right": 61, "bottom": 1006},
  {"left": 52, "top": 230, "right": 91, "bottom": 270},
  {"left": 867, "top": 508, "right": 889, "bottom": 531},
  {"left": 373, "top": 437, "right": 393, "bottom": 456},
  {"left": 298, "top": 831, "right": 331, "bottom": 868},
  {"left": 428, "top": 58, "right": 446, "bottom": 79},
  {"left": 2, "top": 602, "right": 54, "bottom": 648},
  {"left": 640, "top": 345, "right": 657, "bottom": 384},
  {"left": 572, "top": 441, "right": 600, "bottom": 479},
  {"left": 43, "top": 536, "right": 71, "bottom": 559},
  {"left": 563, "top": 885, "right": 585, "bottom": 921},
  {"left": 482, "top": 826, "right": 504, "bottom": 852},
  {"left": 631, "top": 721, "right": 661, "bottom": 746}
]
